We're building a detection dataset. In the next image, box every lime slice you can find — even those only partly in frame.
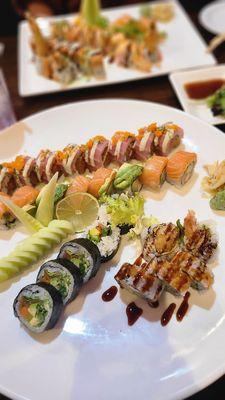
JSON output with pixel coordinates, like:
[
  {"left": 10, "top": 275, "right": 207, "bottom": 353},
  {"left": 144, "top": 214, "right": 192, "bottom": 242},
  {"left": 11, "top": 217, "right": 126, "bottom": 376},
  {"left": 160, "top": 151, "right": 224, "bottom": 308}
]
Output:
[{"left": 56, "top": 192, "right": 99, "bottom": 232}]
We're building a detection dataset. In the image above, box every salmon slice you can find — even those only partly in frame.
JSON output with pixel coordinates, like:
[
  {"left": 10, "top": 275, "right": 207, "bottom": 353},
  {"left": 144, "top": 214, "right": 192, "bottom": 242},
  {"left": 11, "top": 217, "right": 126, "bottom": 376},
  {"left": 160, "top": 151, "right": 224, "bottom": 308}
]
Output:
[
  {"left": 67, "top": 175, "right": 90, "bottom": 196},
  {"left": 139, "top": 155, "right": 168, "bottom": 189},
  {"left": 11, "top": 186, "right": 39, "bottom": 208},
  {"left": 92, "top": 167, "right": 114, "bottom": 180},
  {"left": 88, "top": 178, "right": 105, "bottom": 198},
  {"left": 0, "top": 192, "right": 10, "bottom": 219},
  {"left": 166, "top": 151, "right": 197, "bottom": 186}
]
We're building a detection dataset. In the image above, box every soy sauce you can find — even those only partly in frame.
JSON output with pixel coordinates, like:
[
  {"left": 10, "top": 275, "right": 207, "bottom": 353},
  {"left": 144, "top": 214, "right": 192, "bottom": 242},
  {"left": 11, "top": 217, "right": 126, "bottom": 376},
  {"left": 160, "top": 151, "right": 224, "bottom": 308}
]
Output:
[
  {"left": 161, "top": 303, "right": 176, "bottom": 326},
  {"left": 102, "top": 286, "right": 118, "bottom": 302},
  {"left": 184, "top": 79, "right": 224, "bottom": 100},
  {"left": 176, "top": 291, "right": 190, "bottom": 322},
  {"left": 126, "top": 302, "right": 143, "bottom": 326}
]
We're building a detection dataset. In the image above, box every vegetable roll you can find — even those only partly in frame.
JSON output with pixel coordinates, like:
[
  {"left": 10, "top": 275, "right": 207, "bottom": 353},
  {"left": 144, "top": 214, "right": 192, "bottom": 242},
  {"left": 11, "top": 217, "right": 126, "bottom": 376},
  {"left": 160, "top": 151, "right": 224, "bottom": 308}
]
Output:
[
  {"left": 139, "top": 155, "right": 168, "bottom": 189},
  {"left": 142, "top": 223, "right": 180, "bottom": 262},
  {"left": 85, "top": 136, "right": 110, "bottom": 171},
  {"left": 80, "top": 206, "right": 121, "bottom": 263},
  {"left": 58, "top": 238, "right": 101, "bottom": 283},
  {"left": 154, "top": 123, "right": 184, "bottom": 156},
  {"left": 133, "top": 124, "right": 155, "bottom": 161},
  {"left": 63, "top": 144, "right": 86, "bottom": 175},
  {"left": 36, "top": 259, "right": 83, "bottom": 305},
  {"left": 13, "top": 283, "right": 63, "bottom": 333},
  {"left": 166, "top": 151, "right": 197, "bottom": 186},
  {"left": 0, "top": 166, "right": 17, "bottom": 195},
  {"left": 109, "top": 131, "right": 135, "bottom": 165},
  {"left": 115, "top": 260, "right": 164, "bottom": 304}
]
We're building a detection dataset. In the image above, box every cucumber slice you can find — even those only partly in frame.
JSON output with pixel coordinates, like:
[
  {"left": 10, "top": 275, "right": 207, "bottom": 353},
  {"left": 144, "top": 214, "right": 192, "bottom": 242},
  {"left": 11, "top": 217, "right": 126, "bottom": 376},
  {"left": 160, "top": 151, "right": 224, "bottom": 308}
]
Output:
[
  {"left": 4, "top": 256, "right": 28, "bottom": 270},
  {"left": 0, "top": 259, "right": 20, "bottom": 276},
  {"left": 36, "top": 230, "right": 62, "bottom": 245},
  {"left": 36, "top": 173, "right": 58, "bottom": 226},
  {"left": 49, "top": 219, "right": 74, "bottom": 234},
  {"left": 10, "top": 250, "right": 38, "bottom": 264},
  {"left": 0, "top": 270, "right": 8, "bottom": 282}
]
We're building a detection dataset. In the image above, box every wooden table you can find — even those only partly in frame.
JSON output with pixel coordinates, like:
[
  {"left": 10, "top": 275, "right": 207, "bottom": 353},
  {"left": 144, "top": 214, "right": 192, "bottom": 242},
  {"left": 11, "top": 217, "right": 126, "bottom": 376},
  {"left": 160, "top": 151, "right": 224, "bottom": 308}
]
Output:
[{"left": 0, "top": 1, "right": 225, "bottom": 399}]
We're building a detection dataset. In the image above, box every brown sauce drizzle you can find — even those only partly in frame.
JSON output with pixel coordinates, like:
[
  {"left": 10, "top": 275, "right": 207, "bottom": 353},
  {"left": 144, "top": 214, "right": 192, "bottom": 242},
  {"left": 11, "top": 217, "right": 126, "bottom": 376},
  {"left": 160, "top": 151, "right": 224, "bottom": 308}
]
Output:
[
  {"left": 126, "top": 302, "right": 143, "bottom": 326},
  {"left": 102, "top": 286, "right": 118, "bottom": 302},
  {"left": 161, "top": 303, "right": 176, "bottom": 326},
  {"left": 176, "top": 291, "right": 190, "bottom": 321}
]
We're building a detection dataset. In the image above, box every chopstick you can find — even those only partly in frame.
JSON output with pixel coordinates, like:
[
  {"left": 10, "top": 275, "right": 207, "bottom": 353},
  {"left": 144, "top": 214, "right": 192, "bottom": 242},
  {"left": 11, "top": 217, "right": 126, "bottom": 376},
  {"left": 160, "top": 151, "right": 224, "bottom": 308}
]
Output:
[{"left": 207, "top": 33, "right": 225, "bottom": 53}]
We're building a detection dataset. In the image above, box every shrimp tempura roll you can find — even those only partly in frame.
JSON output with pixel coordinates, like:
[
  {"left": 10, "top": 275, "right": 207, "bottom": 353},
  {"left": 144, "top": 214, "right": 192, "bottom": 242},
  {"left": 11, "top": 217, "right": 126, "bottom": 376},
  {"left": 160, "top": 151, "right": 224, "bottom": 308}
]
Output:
[
  {"left": 139, "top": 155, "right": 168, "bottom": 190},
  {"left": 166, "top": 151, "right": 197, "bottom": 186}
]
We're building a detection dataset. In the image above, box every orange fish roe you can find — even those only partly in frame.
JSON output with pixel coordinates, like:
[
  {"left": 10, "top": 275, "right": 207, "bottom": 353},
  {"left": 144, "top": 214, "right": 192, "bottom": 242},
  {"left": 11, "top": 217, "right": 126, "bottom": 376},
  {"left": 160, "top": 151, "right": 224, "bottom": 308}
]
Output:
[
  {"left": 111, "top": 131, "right": 135, "bottom": 145},
  {"left": 86, "top": 135, "right": 106, "bottom": 150},
  {"left": 2, "top": 156, "right": 26, "bottom": 173}
]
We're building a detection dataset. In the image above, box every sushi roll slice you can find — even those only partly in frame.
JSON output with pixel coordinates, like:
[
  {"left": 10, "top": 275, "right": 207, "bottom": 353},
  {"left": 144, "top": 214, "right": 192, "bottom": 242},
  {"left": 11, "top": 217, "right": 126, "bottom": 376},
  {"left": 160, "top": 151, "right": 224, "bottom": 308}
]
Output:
[
  {"left": 0, "top": 166, "right": 17, "bottom": 195},
  {"left": 13, "top": 283, "right": 63, "bottom": 333},
  {"left": 154, "top": 123, "right": 184, "bottom": 156},
  {"left": 89, "top": 50, "right": 106, "bottom": 79},
  {"left": 0, "top": 192, "right": 15, "bottom": 229},
  {"left": 67, "top": 175, "right": 90, "bottom": 195},
  {"left": 36, "top": 259, "right": 83, "bottom": 305},
  {"left": 109, "top": 131, "right": 135, "bottom": 165},
  {"left": 147, "top": 257, "right": 191, "bottom": 296},
  {"left": 36, "top": 150, "right": 51, "bottom": 183},
  {"left": 115, "top": 259, "right": 164, "bottom": 304},
  {"left": 88, "top": 168, "right": 115, "bottom": 198},
  {"left": 63, "top": 144, "right": 86, "bottom": 175},
  {"left": 166, "top": 151, "right": 197, "bottom": 187},
  {"left": 133, "top": 124, "right": 155, "bottom": 161},
  {"left": 142, "top": 223, "right": 180, "bottom": 262},
  {"left": 85, "top": 136, "right": 110, "bottom": 171},
  {"left": 58, "top": 238, "right": 101, "bottom": 283},
  {"left": 139, "top": 155, "right": 168, "bottom": 190},
  {"left": 81, "top": 206, "right": 121, "bottom": 263},
  {"left": 183, "top": 210, "right": 218, "bottom": 262},
  {"left": 44, "top": 151, "right": 66, "bottom": 182},
  {"left": 170, "top": 251, "right": 214, "bottom": 291},
  {"left": 15, "top": 156, "right": 39, "bottom": 187}
]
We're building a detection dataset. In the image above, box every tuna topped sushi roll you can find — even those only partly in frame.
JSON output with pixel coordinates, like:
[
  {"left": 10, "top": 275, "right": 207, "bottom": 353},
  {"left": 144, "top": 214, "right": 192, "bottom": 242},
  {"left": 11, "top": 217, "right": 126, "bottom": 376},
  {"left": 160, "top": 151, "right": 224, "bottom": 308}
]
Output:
[
  {"left": 154, "top": 123, "right": 184, "bottom": 156},
  {"left": 36, "top": 150, "right": 66, "bottom": 183},
  {"left": 166, "top": 151, "right": 197, "bottom": 187},
  {"left": 133, "top": 124, "right": 155, "bottom": 161},
  {"left": 110, "top": 131, "right": 135, "bottom": 165},
  {"left": 0, "top": 166, "right": 17, "bottom": 195},
  {"left": 13, "top": 283, "right": 63, "bottom": 333},
  {"left": 139, "top": 155, "right": 168, "bottom": 190},
  {"left": 85, "top": 136, "right": 110, "bottom": 171},
  {"left": 115, "top": 258, "right": 164, "bottom": 305},
  {"left": 58, "top": 238, "right": 101, "bottom": 283},
  {"left": 63, "top": 144, "right": 87, "bottom": 175},
  {"left": 14, "top": 156, "right": 39, "bottom": 187},
  {"left": 36, "top": 259, "right": 83, "bottom": 305},
  {"left": 80, "top": 205, "right": 121, "bottom": 263},
  {"left": 142, "top": 223, "right": 180, "bottom": 262}
]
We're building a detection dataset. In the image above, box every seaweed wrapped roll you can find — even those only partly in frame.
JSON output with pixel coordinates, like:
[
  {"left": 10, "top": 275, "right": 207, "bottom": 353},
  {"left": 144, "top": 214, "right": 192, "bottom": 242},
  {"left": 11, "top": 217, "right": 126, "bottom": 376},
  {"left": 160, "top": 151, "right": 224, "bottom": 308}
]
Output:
[
  {"left": 36, "top": 259, "right": 83, "bottom": 305},
  {"left": 58, "top": 238, "right": 101, "bottom": 283},
  {"left": 13, "top": 283, "right": 63, "bottom": 333}
]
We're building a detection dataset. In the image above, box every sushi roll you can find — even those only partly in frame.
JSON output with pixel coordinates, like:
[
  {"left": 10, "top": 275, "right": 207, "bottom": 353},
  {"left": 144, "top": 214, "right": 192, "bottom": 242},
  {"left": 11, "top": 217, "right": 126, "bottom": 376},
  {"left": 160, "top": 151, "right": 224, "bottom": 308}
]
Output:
[
  {"left": 13, "top": 283, "right": 63, "bottom": 333},
  {"left": 89, "top": 50, "right": 106, "bottom": 79},
  {"left": 139, "top": 155, "right": 168, "bottom": 190},
  {"left": 115, "top": 259, "right": 165, "bottom": 304},
  {"left": 85, "top": 136, "right": 110, "bottom": 171},
  {"left": 58, "top": 238, "right": 101, "bottom": 283},
  {"left": 166, "top": 151, "right": 197, "bottom": 186},
  {"left": 36, "top": 259, "right": 83, "bottom": 305},
  {"left": 14, "top": 156, "right": 39, "bottom": 187},
  {"left": 44, "top": 151, "right": 66, "bottom": 182},
  {"left": 11, "top": 186, "right": 39, "bottom": 208},
  {"left": 183, "top": 211, "right": 218, "bottom": 262},
  {"left": 0, "top": 166, "right": 17, "bottom": 195},
  {"left": 0, "top": 192, "right": 15, "bottom": 229},
  {"left": 154, "top": 123, "right": 184, "bottom": 156},
  {"left": 81, "top": 206, "right": 121, "bottom": 263},
  {"left": 133, "top": 124, "right": 155, "bottom": 161},
  {"left": 147, "top": 257, "right": 191, "bottom": 296},
  {"left": 63, "top": 144, "right": 86, "bottom": 175},
  {"left": 109, "top": 131, "right": 135, "bottom": 165},
  {"left": 142, "top": 223, "right": 180, "bottom": 262},
  {"left": 35, "top": 150, "right": 51, "bottom": 183},
  {"left": 88, "top": 168, "right": 115, "bottom": 198},
  {"left": 66, "top": 175, "right": 90, "bottom": 195}
]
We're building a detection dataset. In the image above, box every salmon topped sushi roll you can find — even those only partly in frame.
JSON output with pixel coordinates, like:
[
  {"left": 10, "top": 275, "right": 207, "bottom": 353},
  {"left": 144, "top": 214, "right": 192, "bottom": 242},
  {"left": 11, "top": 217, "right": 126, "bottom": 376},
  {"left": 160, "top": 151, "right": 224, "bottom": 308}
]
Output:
[
  {"left": 88, "top": 168, "right": 115, "bottom": 198},
  {"left": 139, "top": 155, "right": 168, "bottom": 190},
  {"left": 133, "top": 124, "right": 155, "bottom": 161},
  {"left": 11, "top": 186, "right": 39, "bottom": 208},
  {"left": 166, "top": 151, "right": 197, "bottom": 186},
  {"left": 66, "top": 175, "right": 90, "bottom": 195},
  {"left": 109, "top": 131, "right": 135, "bottom": 165},
  {"left": 154, "top": 123, "right": 184, "bottom": 156},
  {"left": 63, "top": 144, "right": 86, "bottom": 175},
  {"left": 85, "top": 136, "right": 110, "bottom": 171}
]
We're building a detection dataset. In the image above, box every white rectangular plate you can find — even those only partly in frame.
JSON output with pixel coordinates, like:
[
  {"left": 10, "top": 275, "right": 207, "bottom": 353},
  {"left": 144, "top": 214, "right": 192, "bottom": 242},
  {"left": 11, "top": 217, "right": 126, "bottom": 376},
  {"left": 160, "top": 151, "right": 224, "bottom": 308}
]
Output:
[
  {"left": 170, "top": 64, "right": 225, "bottom": 125},
  {"left": 18, "top": 0, "right": 216, "bottom": 97}
]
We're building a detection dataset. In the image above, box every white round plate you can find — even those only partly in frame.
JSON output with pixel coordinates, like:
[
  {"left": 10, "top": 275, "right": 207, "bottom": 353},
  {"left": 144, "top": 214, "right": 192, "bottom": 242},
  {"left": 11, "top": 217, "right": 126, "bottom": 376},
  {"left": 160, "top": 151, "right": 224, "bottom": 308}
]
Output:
[
  {"left": 199, "top": 1, "right": 225, "bottom": 34},
  {"left": 0, "top": 99, "right": 225, "bottom": 400}
]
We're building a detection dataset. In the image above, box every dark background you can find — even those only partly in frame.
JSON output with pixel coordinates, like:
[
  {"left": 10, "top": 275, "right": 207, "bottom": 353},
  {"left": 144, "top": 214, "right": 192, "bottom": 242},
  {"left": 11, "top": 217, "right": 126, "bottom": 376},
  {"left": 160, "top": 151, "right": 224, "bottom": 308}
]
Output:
[{"left": 0, "top": 1, "right": 225, "bottom": 399}]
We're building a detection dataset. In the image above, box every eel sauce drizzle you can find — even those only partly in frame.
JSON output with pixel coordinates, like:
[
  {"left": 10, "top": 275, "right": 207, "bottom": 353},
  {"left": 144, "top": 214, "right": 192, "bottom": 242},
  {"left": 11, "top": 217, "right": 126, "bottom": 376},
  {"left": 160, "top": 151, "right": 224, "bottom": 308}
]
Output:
[
  {"left": 126, "top": 302, "right": 143, "bottom": 326},
  {"left": 102, "top": 286, "right": 118, "bottom": 302}
]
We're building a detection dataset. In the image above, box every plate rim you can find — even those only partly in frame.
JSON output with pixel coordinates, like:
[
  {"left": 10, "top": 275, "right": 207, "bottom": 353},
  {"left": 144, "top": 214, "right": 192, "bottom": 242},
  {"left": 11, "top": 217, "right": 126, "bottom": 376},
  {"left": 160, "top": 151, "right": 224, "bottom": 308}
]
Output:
[
  {"left": 1, "top": 98, "right": 225, "bottom": 400},
  {"left": 199, "top": 0, "right": 225, "bottom": 35}
]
